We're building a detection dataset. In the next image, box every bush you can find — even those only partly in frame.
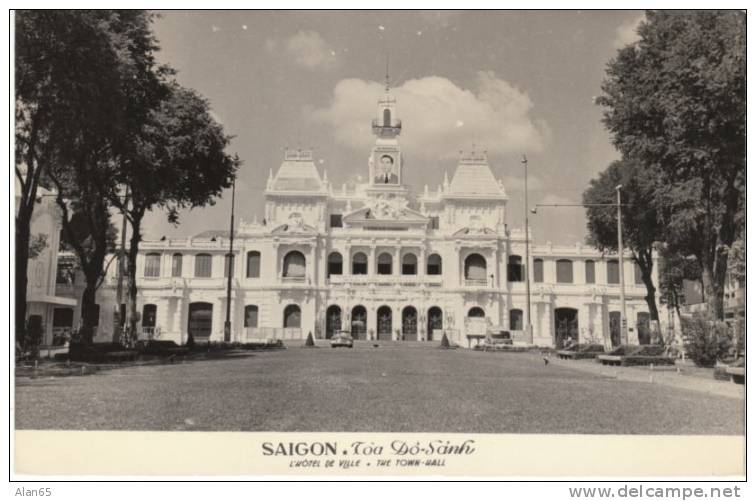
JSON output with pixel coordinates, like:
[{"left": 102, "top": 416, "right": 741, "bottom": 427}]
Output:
[
  {"left": 682, "top": 314, "right": 735, "bottom": 367},
  {"left": 440, "top": 333, "right": 450, "bottom": 349}
]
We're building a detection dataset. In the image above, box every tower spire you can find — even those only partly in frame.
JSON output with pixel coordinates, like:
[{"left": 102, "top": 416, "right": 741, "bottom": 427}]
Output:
[{"left": 385, "top": 54, "right": 390, "bottom": 92}]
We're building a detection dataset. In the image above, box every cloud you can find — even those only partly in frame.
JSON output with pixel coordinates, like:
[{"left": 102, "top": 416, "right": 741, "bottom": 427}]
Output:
[
  {"left": 310, "top": 72, "right": 548, "bottom": 159},
  {"left": 613, "top": 14, "right": 645, "bottom": 48},
  {"left": 284, "top": 30, "right": 338, "bottom": 70}
]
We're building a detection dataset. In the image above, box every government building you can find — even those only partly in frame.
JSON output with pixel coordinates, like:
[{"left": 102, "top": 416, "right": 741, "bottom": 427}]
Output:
[{"left": 47, "top": 82, "right": 661, "bottom": 349}]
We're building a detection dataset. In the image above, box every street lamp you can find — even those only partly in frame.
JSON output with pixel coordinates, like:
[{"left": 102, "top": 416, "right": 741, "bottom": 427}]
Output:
[
  {"left": 521, "top": 155, "right": 533, "bottom": 344},
  {"left": 615, "top": 185, "right": 628, "bottom": 345},
  {"left": 531, "top": 197, "right": 632, "bottom": 346},
  {"left": 224, "top": 177, "right": 236, "bottom": 343}
]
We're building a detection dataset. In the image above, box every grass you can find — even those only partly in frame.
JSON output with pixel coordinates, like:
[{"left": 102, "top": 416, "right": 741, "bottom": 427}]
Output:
[{"left": 14, "top": 345, "right": 744, "bottom": 434}]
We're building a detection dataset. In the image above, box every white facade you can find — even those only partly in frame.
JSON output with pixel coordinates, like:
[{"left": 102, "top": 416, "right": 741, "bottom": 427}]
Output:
[
  {"left": 75, "top": 86, "right": 660, "bottom": 348},
  {"left": 17, "top": 188, "right": 78, "bottom": 349}
]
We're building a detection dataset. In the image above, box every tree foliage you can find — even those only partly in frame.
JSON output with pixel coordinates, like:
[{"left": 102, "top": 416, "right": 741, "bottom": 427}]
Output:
[
  {"left": 16, "top": 11, "right": 166, "bottom": 343},
  {"left": 596, "top": 11, "right": 745, "bottom": 319},
  {"left": 583, "top": 158, "right": 663, "bottom": 322},
  {"left": 112, "top": 83, "right": 238, "bottom": 337}
]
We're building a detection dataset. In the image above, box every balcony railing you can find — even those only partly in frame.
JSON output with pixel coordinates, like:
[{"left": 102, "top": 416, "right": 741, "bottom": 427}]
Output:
[
  {"left": 326, "top": 275, "right": 443, "bottom": 287},
  {"left": 281, "top": 276, "right": 306, "bottom": 283},
  {"left": 465, "top": 278, "right": 489, "bottom": 287}
]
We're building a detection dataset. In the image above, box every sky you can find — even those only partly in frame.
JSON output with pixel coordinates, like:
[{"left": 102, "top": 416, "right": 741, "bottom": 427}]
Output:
[{"left": 143, "top": 10, "right": 646, "bottom": 245}]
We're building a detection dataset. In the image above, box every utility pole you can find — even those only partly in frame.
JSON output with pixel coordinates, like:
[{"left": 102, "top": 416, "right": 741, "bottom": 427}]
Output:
[
  {"left": 224, "top": 177, "right": 236, "bottom": 343},
  {"left": 616, "top": 185, "right": 628, "bottom": 345},
  {"left": 522, "top": 155, "right": 533, "bottom": 343},
  {"left": 113, "top": 186, "right": 129, "bottom": 344}
]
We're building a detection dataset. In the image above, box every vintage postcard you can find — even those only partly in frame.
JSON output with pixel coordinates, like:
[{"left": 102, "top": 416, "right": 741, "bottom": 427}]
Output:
[{"left": 12, "top": 8, "right": 746, "bottom": 481}]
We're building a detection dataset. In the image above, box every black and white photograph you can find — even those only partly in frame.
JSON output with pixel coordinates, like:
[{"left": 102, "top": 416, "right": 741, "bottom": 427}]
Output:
[{"left": 11, "top": 7, "right": 747, "bottom": 482}]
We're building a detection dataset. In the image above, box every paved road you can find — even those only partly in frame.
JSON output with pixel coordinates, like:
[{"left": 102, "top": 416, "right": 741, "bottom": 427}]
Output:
[{"left": 14, "top": 346, "right": 744, "bottom": 434}]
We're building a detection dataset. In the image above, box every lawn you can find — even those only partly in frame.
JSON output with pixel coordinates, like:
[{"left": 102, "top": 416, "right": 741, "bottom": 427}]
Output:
[{"left": 14, "top": 345, "right": 744, "bottom": 434}]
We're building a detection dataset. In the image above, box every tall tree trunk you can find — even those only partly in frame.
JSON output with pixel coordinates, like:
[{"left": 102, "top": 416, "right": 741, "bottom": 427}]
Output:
[
  {"left": 701, "top": 252, "right": 728, "bottom": 321},
  {"left": 641, "top": 273, "right": 660, "bottom": 321},
  {"left": 15, "top": 210, "right": 32, "bottom": 347},
  {"left": 125, "top": 211, "right": 143, "bottom": 340},
  {"left": 635, "top": 250, "right": 660, "bottom": 326},
  {"left": 79, "top": 276, "right": 99, "bottom": 345}
]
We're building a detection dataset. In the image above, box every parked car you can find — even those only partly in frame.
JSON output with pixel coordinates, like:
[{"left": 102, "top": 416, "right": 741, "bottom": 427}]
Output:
[{"left": 330, "top": 331, "right": 354, "bottom": 348}]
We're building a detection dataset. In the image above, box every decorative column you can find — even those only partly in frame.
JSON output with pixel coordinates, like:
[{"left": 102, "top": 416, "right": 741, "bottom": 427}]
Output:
[
  {"left": 344, "top": 245, "right": 352, "bottom": 277},
  {"left": 368, "top": 246, "right": 376, "bottom": 276}
]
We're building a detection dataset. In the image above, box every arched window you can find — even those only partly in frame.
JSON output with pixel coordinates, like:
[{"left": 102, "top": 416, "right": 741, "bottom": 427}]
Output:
[
  {"left": 585, "top": 260, "right": 595, "bottom": 284},
  {"left": 246, "top": 251, "right": 260, "bottom": 278},
  {"left": 283, "top": 304, "right": 301, "bottom": 328},
  {"left": 464, "top": 253, "right": 487, "bottom": 281},
  {"left": 556, "top": 259, "right": 573, "bottom": 283},
  {"left": 468, "top": 307, "right": 485, "bottom": 318},
  {"left": 377, "top": 252, "right": 393, "bottom": 275},
  {"left": 507, "top": 255, "right": 523, "bottom": 282},
  {"left": 402, "top": 253, "right": 417, "bottom": 275},
  {"left": 352, "top": 252, "right": 368, "bottom": 275},
  {"left": 194, "top": 254, "right": 212, "bottom": 278},
  {"left": 533, "top": 258, "right": 544, "bottom": 283},
  {"left": 607, "top": 259, "right": 620, "bottom": 284},
  {"left": 283, "top": 251, "right": 306, "bottom": 278},
  {"left": 244, "top": 305, "right": 258, "bottom": 328},
  {"left": 427, "top": 254, "right": 442, "bottom": 275},
  {"left": 144, "top": 253, "right": 161, "bottom": 277},
  {"left": 509, "top": 309, "right": 523, "bottom": 331},
  {"left": 383, "top": 108, "right": 391, "bottom": 127},
  {"left": 327, "top": 252, "right": 343, "bottom": 278},
  {"left": 171, "top": 253, "right": 183, "bottom": 277}
]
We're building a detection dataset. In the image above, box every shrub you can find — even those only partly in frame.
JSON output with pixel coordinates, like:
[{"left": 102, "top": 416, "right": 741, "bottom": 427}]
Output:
[
  {"left": 440, "top": 333, "right": 450, "bottom": 349},
  {"left": 304, "top": 331, "right": 315, "bottom": 347},
  {"left": 682, "top": 314, "right": 734, "bottom": 367}
]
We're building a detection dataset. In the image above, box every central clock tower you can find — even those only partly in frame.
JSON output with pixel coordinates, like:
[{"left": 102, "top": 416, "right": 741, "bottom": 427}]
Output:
[{"left": 368, "top": 71, "right": 404, "bottom": 188}]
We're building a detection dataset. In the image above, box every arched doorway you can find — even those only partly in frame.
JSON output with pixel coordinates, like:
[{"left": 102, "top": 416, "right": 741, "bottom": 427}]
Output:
[
  {"left": 141, "top": 304, "right": 157, "bottom": 338},
  {"left": 283, "top": 304, "right": 301, "bottom": 328},
  {"left": 326, "top": 305, "right": 341, "bottom": 339},
  {"left": 609, "top": 311, "right": 622, "bottom": 347},
  {"left": 376, "top": 306, "right": 392, "bottom": 341},
  {"left": 188, "top": 302, "right": 213, "bottom": 342},
  {"left": 427, "top": 307, "right": 443, "bottom": 341},
  {"left": 351, "top": 305, "right": 367, "bottom": 340},
  {"left": 402, "top": 306, "right": 418, "bottom": 341},
  {"left": 554, "top": 307, "right": 578, "bottom": 348}
]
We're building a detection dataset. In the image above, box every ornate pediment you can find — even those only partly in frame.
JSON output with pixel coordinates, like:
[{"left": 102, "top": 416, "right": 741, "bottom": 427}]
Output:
[
  {"left": 270, "top": 214, "right": 318, "bottom": 235},
  {"left": 453, "top": 226, "right": 497, "bottom": 236},
  {"left": 343, "top": 195, "right": 428, "bottom": 225}
]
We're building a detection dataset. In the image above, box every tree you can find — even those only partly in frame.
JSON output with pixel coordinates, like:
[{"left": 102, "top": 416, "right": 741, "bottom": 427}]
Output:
[
  {"left": 583, "top": 159, "right": 663, "bottom": 324},
  {"left": 14, "top": 10, "right": 124, "bottom": 344},
  {"left": 110, "top": 84, "right": 238, "bottom": 339},
  {"left": 596, "top": 11, "right": 745, "bottom": 320},
  {"left": 19, "top": 11, "right": 165, "bottom": 343},
  {"left": 657, "top": 246, "right": 701, "bottom": 318}
]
